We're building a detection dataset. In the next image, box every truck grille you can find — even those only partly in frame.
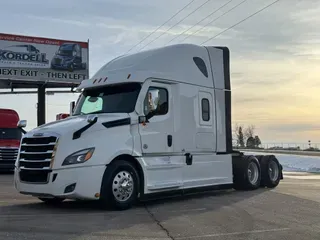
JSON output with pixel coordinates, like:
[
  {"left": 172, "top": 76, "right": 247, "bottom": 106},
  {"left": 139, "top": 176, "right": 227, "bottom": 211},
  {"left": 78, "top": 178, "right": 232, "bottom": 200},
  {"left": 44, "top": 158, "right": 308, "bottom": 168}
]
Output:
[
  {"left": 18, "top": 136, "right": 58, "bottom": 183},
  {"left": 0, "top": 148, "right": 18, "bottom": 170}
]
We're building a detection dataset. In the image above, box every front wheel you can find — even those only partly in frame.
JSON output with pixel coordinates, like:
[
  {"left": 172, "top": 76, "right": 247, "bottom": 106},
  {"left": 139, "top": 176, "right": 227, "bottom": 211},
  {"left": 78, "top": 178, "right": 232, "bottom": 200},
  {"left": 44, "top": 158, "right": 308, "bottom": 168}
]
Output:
[{"left": 99, "top": 160, "right": 140, "bottom": 210}]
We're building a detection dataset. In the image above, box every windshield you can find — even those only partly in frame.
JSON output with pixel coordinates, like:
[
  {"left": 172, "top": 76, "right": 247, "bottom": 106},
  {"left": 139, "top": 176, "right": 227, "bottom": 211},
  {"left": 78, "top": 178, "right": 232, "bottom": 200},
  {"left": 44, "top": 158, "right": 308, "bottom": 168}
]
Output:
[
  {"left": 57, "top": 45, "right": 74, "bottom": 56},
  {"left": 0, "top": 128, "right": 22, "bottom": 140},
  {"left": 58, "top": 49, "right": 72, "bottom": 56},
  {"left": 73, "top": 82, "right": 142, "bottom": 115}
]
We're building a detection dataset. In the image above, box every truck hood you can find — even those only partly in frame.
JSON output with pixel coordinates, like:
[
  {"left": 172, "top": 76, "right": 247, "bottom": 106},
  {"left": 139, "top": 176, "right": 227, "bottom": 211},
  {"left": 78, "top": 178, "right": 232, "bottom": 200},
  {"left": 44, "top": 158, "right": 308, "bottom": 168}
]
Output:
[{"left": 27, "top": 113, "right": 131, "bottom": 137}]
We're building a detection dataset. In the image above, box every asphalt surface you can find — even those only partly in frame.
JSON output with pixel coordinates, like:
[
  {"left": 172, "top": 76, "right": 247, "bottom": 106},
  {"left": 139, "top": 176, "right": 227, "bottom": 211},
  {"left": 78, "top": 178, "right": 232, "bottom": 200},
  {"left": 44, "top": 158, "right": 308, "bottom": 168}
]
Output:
[{"left": 0, "top": 172, "right": 319, "bottom": 240}]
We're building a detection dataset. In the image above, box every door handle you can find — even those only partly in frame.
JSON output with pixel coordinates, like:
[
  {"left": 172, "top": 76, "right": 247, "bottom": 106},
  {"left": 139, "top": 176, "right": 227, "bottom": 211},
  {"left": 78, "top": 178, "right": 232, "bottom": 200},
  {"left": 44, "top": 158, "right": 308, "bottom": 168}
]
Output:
[
  {"left": 167, "top": 135, "right": 172, "bottom": 147},
  {"left": 185, "top": 153, "right": 193, "bottom": 165}
]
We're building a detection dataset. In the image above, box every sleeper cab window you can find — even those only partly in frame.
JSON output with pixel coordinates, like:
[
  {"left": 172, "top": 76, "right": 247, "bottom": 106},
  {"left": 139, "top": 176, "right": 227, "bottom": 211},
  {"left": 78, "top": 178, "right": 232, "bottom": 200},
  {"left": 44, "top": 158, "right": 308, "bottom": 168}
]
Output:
[
  {"left": 201, "top": 98, "right": 210, "bottom": 121},
  {"left": 144, "top": 87, "right": 169, "bottom": 117},
  {"left": 193, "top": 57, "right": 208, "bottom": 78}
]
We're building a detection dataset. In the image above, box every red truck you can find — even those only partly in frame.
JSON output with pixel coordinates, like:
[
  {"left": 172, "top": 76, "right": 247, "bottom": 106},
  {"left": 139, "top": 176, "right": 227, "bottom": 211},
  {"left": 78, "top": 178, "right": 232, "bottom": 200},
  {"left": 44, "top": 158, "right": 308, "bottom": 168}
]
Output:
[
  {"left": 56, "top": 113, "right": 70, "bottom": 120},
  {"left": 0, "top": 108, "right": 22, "bottom": 171}
]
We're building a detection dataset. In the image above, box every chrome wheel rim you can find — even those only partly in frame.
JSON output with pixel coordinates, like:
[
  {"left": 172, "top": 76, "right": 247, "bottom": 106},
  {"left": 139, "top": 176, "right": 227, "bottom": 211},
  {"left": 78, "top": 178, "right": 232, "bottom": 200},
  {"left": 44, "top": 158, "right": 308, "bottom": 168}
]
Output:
[
  {"left": 112, "top": 171, "right": 134, "bottom": 202},
  {"left": 268, "top": 160, "right": 279, "bottom": 182},
  {"left": 248, "top": 162, "right": 259, "bottom": 185}
]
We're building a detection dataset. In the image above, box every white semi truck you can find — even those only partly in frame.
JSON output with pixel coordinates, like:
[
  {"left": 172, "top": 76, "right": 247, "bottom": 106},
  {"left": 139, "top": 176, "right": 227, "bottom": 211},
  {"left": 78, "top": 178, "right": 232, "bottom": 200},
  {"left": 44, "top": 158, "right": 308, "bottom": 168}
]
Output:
[{"left": 14, "top": 44, "right": 283, "bottom": 210}]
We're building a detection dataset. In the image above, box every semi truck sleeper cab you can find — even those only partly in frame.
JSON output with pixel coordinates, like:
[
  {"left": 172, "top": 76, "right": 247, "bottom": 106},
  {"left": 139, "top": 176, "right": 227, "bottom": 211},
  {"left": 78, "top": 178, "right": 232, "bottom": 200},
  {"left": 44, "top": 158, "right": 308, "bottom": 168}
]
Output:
[{"left": 14, "top": 44, "right": 283, "bottom": 210}]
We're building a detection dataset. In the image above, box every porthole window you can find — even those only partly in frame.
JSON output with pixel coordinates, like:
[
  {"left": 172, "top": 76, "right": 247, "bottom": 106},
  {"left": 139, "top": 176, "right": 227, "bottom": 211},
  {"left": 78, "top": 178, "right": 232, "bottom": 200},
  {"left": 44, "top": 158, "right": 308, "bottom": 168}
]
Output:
[{"left": 201, "top": 98, "right": 210, "bottom": 121}]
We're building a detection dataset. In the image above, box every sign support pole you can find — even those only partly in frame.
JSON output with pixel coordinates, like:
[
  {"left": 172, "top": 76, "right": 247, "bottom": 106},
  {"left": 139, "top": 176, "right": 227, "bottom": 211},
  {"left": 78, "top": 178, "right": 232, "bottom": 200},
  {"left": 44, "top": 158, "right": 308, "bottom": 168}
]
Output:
[{"left": 37, "top": 84, "right": 46, "bottom": 126}]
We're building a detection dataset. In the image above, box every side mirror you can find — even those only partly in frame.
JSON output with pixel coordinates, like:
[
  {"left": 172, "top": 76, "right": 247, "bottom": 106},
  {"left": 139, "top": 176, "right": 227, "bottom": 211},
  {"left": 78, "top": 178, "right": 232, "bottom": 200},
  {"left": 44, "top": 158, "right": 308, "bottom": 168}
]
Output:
[
  {"left": 17, "top": 120, "right": 27, "bottom": 128},
  {"left": 138, "top": 116, "right": 149, "bottom": 124},
  {"left": 17, "top": 120, "right": 27, "bottom": 134},
  {"left": 87, "top": 115, "right": 98, "bottom": 124},
  {"left": 70, "top": 101, "right": 75, "bottom": 115}
]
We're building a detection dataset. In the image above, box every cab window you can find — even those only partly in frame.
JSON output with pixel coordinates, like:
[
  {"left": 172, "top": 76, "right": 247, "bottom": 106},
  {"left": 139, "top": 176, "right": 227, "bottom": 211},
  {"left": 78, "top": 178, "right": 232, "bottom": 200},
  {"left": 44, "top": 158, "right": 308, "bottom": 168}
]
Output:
[{"left": 144, "top": 87, "right": 168, "bottom": 119}]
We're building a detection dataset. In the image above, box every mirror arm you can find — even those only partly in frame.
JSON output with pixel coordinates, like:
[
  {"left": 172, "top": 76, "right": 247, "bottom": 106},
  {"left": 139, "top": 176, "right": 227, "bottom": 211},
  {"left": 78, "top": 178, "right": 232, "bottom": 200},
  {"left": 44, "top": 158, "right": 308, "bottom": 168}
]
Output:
[
  {"left": 72, "top": 116, "right": 98, "bottom": 140},
  {"left": 18, "top": 127, "right": 27, "bottom": 134},
  {"left": 146, "top": 110, "right": 157, "bottom": 121}
]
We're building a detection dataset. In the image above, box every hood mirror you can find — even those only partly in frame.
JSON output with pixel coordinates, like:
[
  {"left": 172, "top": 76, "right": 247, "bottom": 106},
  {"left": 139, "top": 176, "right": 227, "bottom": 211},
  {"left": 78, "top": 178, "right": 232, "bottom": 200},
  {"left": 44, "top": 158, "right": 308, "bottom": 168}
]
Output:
[
  {"left": 17, "top": 120, "right": 27, "bottom": 128},
  {"left": 87, "top": 115, "right": 98, "bottom": 124},
  {"left": 17, "top": 120, "right": 27, "bottom": 134}
]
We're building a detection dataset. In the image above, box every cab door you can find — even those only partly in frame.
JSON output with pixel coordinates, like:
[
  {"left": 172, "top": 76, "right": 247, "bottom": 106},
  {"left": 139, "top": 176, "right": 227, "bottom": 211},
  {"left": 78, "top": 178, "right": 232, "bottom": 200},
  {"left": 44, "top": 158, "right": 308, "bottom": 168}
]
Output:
[
  {"left": 138, "top": 82, "right": 174, "bottom": 154},
  {"left": 138, "top": 81, "right": 183, "bottom": 191}
]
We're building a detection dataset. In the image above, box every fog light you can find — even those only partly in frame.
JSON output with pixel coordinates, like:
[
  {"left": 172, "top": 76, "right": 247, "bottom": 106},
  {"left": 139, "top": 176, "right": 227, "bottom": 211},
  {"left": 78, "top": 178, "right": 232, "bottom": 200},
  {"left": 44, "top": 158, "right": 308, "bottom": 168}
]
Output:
[{"left": 64, "top": 183, "right": 76, "bottom": 193}]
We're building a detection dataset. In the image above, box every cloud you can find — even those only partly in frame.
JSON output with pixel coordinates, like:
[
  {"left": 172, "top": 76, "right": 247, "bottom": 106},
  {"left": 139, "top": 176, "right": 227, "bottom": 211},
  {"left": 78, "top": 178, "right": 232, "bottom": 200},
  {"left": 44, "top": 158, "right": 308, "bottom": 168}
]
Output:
[
  {"left": 265, "top": 123, "right": 320, "bottom": 133},
  {"left": 0, "top": 0, "right": 320, "bottom": 142}
]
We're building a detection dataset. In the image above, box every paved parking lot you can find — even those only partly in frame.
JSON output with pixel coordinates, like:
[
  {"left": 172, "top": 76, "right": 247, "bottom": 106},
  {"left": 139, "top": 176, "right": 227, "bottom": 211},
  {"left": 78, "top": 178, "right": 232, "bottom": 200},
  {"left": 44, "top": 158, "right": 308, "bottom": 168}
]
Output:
[{"left": 0, "top": 172, "right": 320, "bottom": 240}]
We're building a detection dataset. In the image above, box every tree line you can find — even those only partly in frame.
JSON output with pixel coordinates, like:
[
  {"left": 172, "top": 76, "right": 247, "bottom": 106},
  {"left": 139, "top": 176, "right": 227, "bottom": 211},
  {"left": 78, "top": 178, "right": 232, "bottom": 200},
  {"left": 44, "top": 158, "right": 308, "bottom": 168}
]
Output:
[{"left": 233, "top": 124, "right": 262, "bottom": 149}]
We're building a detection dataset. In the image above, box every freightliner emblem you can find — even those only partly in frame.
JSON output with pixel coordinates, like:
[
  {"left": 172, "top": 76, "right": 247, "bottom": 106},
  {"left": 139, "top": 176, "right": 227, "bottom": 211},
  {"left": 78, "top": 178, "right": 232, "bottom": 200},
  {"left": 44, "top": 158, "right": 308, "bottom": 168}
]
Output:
[{"left": 33, "top": 133, "right": 44, "bottom": 137}]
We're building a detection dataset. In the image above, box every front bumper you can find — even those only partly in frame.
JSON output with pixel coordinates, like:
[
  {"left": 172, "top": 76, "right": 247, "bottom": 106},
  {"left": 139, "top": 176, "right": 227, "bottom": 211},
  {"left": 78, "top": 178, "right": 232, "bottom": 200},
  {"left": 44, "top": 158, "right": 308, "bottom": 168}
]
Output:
[
  {"left": 14, "top": 165, "right": 106, "bottom": 200},
  {"left": 51, "top": 63, "right": 70, "bottom": 70}
]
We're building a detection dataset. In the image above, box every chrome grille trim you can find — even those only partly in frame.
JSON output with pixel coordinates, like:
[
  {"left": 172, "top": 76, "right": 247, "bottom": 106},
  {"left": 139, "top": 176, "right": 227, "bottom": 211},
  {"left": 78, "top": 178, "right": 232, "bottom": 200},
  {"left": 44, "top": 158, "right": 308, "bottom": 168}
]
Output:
[
  {"left": 18, "top": 133, "right": 60, "bottom": 184},
  {"left": 0, "top": 148, "right": 19, "bottom": 161}
]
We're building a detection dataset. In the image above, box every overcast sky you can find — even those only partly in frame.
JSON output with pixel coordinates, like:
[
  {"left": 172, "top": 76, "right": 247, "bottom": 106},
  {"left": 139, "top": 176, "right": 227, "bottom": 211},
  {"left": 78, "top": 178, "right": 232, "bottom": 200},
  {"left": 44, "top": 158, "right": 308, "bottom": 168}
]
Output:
[{"left": 0, "top": 0, "right": 319, "bottom": 144}]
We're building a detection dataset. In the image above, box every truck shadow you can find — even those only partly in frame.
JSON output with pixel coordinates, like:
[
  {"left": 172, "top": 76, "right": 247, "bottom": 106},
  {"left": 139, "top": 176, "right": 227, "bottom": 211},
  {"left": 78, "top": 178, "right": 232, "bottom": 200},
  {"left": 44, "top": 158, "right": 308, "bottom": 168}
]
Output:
[
  {"left": 0, "top": 171, "right": 14, "bottom": 175},
  {"left": 0, "top": 188, "right": 271, "bottom": 239}
]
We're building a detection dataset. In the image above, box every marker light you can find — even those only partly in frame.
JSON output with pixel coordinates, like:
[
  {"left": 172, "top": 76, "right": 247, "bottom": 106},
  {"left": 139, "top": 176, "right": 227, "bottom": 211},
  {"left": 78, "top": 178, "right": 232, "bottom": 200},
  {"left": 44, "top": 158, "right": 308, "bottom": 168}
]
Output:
[{"left": 50, "top": 140, "right": 59, "bottom": 168}]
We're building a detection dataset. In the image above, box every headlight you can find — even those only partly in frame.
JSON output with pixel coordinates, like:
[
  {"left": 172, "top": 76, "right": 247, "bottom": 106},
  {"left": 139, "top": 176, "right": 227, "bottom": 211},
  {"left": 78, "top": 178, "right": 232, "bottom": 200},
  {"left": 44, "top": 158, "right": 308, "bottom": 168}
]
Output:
[{"left": 62, "top": 148, "right": 95, "bottom": 166}]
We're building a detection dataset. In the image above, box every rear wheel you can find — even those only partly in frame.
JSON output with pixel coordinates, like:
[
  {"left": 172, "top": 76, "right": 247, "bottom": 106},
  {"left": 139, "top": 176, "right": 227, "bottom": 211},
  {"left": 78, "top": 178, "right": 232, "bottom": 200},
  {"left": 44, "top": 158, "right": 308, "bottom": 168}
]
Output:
[
  {"left": 99, "top": 160, "right": 140, "bottom": 210},
  {"left": 260, "top": 155, "right": 281, "bottom": 188},
  {"left": 233, "top": 155, "right": 261, "bottom": 190},
  {"left": 254, "top": 155, "right": 264, "bottom": 164}
]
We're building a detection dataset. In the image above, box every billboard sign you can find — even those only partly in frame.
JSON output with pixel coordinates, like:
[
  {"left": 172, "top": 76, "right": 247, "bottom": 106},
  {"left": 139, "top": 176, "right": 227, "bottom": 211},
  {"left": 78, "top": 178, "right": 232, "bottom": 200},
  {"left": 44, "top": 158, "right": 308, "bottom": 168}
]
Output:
[{"left": 0, "top": 33, "right": 89, "bottom": 85}]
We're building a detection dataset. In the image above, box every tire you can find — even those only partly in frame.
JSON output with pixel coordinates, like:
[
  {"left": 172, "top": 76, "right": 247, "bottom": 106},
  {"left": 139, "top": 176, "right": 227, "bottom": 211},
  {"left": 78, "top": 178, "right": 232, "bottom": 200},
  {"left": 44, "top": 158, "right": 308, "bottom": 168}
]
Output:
[
  {"left": 255, "top": 155, "right": 264, "bottom": 164},
  {"left": 260, "top": 155, "right": 281, "bottom": 188},
  {"left": 38, "top": 197, "right": 65, "bottom": 205},
  {"left": 233, "top": 155, "right": 261, "bottom": 190},
  {"left": 99, "top": 160, "right": 140, "bottom": 210}
]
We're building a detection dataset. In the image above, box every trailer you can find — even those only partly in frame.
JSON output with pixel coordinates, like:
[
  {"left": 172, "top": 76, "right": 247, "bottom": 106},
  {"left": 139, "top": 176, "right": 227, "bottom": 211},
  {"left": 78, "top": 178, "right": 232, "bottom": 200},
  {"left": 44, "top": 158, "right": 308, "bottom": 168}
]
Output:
[
  {"left": 0, "top": 108, "right": 22, "bottom": 171},
  {"left": 14, "top": 44, "right": 283, "bottom": 210}
]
